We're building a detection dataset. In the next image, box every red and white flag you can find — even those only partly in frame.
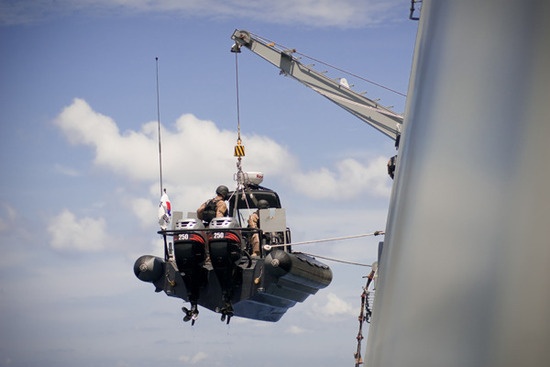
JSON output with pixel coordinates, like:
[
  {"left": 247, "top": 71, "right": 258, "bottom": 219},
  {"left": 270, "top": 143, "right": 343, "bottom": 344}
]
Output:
[{"left": 158, "top": 190, "right": 171, "bottom": 230}]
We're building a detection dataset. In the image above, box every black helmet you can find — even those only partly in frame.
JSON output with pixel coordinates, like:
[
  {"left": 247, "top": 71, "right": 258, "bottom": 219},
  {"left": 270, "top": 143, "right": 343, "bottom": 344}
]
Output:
[
  {"left": 216, "top": 185, "right": 229, "bottom": 200},
  {"left": 257, "top": 199, "right": 269, "bottom": 209}
]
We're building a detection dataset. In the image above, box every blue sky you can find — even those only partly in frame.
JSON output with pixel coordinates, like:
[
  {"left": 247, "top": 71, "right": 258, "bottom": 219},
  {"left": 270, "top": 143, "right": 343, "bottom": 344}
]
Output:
[{"left": 0, "top": 1, "right": 418, "bottom": 366}]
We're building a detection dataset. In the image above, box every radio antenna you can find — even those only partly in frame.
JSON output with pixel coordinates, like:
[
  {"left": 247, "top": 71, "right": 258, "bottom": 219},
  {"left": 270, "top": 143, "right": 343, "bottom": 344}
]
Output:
[{"left": 155, "top": 57, "right": 164, "bottom": 196}]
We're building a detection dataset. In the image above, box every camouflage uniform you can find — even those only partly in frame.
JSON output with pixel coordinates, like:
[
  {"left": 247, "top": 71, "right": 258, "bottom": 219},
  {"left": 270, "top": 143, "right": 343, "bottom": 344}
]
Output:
[{"left": 248, "top": 210, "right": 260, "bottom": 256}]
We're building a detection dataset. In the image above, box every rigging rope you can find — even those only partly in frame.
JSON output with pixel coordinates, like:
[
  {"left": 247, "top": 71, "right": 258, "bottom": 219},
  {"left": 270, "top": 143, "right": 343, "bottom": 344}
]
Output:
[
  {"left": 355, "top": 268, "right": 376, "bottom": 366},
  {"left": 355, "top": 265, "right": 378, "bottom": 367},
  {"left": 266, "top": 230, "right": 384, "bottom": 248},
  {"left": 355, "top": 288, "right": 367, "bottom": 366},
  {"left": 294, "top": 51, "right": 407, "bottom": 97},
  {"left": 299, "top": 252, "right": 372, "bottom": 267},
  {"left": 248, "top": 31, "right": 407, "bottom": 98}
]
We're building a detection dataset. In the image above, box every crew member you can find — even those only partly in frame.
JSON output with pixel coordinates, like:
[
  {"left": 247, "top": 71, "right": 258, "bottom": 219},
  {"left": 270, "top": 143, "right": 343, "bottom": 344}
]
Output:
[
  {"left": 248, "top": 199, "right": 269, "bottom": 257},
  {"left": 197, "top": 185, "right": 229, "bottom": 225}
]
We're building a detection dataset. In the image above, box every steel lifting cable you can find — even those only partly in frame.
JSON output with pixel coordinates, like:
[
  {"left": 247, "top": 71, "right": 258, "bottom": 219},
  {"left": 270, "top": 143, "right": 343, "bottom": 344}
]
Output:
[
  {"left": 233, "top": 51, "right": 245, "bottom": 176},
  {"left": 234, "top": 51, "right": 242, "bottom": 143},
  {"left": 232, "top": 49, "right": 253, "bottom": 220}
]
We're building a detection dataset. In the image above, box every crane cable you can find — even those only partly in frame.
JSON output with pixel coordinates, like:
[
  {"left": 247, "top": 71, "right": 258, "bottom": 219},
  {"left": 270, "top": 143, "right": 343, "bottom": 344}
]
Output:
[
  {"left": 234, "top": 52, "right": 242, "bottom": 143},
  {"left": 233, "top": 51, "right": 245, "bottom": 183}
]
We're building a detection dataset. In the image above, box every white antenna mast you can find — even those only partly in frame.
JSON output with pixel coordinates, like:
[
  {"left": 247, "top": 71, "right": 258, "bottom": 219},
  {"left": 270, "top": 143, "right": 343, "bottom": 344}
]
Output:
[{"left": 155, "top": 57, "right": 164, "bottom": 196}]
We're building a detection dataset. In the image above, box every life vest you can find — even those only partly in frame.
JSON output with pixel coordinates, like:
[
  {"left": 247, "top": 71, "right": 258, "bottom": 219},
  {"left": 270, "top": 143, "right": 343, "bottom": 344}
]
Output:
[{"left": 202, "top": 198, "right": 227, "bottom": 223}]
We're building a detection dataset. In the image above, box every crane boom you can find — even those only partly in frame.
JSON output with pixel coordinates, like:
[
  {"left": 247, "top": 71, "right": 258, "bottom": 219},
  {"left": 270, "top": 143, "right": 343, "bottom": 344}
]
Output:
[{"left": 231, "top": 29, "right": 403, "bottom": 141}]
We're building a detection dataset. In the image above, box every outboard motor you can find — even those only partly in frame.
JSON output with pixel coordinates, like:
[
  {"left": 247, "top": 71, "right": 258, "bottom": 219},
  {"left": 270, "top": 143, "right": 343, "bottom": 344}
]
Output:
[
  {"left": 207, "top": 216, "right": 243, "bottom": 323},
  {"left": 173, "top": 218, "right": 207, "bottom": 270},
  {"left": 173, "top": 218, "right": 208, "bottom": 323}
]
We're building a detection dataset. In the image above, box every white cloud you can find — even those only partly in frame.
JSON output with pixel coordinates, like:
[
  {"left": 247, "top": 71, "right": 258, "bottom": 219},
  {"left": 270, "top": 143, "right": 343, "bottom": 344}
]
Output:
[
  {"left": 312, "top": 292, "right": 355, "bottom": 317},
  {"left": 178, "top": 351, "right": 208, "bottom": 364},
  {"left": 130, "top": 197, "right": 158, "bottom": 228},
  {"left": 54, "top": 163, "right": 80, "bottom": 177},
  {"left": 54, "top": 99, "right": 287, "bottom": 188},
  {"left": 287, "top": 325, "right": 307, "bottom": 334},
  {"left": 291, "top": 156, "right": 391, "bottom": 199},
  {"left": 47, "top": 209, "right": 108, "bottom": 252},
  {"left": 54, "top": 99, "right": 391, "bottom": 210},
  {"left": 1, "top": 0, "right": 402, "bottom": 28},
  {"left": 249, "top": 0, "right": 398, "bottom": 28},
  {"left": 0, "top": 203, "right": 17, "bottom": 233},
  {"left": 55, "top": 98, "right": 159, "bottom": 182}
]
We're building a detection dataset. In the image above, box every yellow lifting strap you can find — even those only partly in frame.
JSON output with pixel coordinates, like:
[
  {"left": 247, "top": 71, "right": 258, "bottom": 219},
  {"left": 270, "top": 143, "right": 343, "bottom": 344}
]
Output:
[{"left": 234, "top": 138, "right": 245, "bottom": 157}]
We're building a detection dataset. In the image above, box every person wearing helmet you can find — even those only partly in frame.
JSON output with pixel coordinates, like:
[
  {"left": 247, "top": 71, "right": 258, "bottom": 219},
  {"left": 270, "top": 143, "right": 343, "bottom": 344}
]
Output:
[
  {"left": 247, "top": 199, "right": 269, "bottom": 257},
  {"left": 197, "top": 185, "right": 229, "bottom": 225}
]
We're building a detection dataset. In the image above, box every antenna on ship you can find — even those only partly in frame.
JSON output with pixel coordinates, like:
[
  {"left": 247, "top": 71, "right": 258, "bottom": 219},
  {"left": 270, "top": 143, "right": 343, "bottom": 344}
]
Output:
[
  {"left": 155, "top": 57, "right": 172, "bottom": 238},
  {"left": 155, "top": 57, "right": 164, "bottom": 196}
]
